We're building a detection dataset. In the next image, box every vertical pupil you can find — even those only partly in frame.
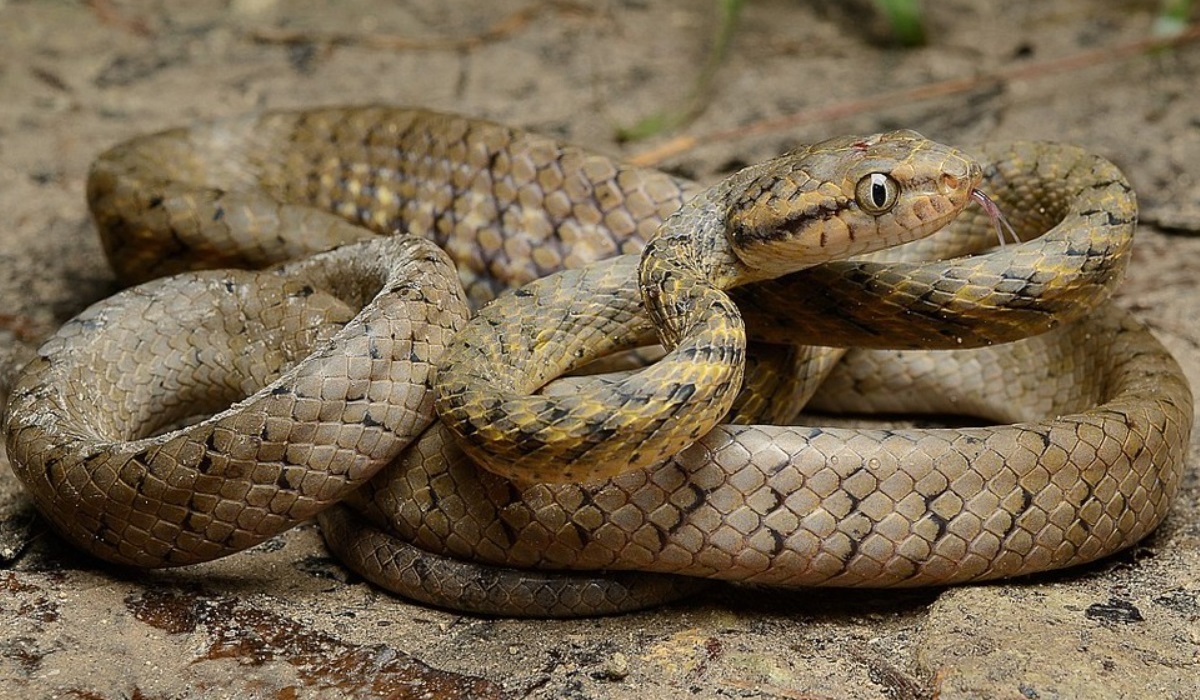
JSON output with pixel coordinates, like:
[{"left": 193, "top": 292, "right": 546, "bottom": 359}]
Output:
[{"left": 872, "top": 177, "right": 888, "bottom": 206}]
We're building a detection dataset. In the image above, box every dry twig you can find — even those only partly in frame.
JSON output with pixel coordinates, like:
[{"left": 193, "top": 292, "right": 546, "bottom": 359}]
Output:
[{"left": 629, "top": 24, "right": 1200, "bottom": 166}]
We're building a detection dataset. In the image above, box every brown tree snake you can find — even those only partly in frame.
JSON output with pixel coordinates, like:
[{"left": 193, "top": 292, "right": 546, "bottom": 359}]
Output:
[{"left": 2, "top": 106, "right": 1192, "bottom": 616}]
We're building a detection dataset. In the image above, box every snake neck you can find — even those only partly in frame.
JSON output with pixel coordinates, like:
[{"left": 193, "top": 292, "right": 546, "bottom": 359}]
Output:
[{"left": 638, "top": 183, "right": 753, "bottom": 349}]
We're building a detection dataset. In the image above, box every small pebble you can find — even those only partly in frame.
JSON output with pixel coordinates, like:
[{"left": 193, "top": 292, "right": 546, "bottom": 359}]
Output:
[{"left": 594, "top": 652, "right": 629, "bottom": 681}]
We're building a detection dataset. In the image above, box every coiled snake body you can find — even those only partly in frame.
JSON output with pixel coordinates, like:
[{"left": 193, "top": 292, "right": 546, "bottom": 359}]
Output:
[{"left": 3, "top": 107, "right": 1192, "bottom": 617}]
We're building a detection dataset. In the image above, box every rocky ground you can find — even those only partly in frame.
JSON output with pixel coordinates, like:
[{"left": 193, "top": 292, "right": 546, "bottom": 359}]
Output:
[{"left": 1, "top": 1, "right": 1198, "bottom": 698}]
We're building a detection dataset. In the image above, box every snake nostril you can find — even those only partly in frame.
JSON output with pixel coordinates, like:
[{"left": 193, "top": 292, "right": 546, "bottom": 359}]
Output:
[{"left": 939, "top": 173, "right": 961, "bottom": 194}]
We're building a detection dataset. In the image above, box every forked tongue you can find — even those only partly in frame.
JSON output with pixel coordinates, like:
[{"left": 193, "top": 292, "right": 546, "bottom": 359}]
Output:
[{"left": 970, "top": 189, "right": 1020, "bottom": 247}]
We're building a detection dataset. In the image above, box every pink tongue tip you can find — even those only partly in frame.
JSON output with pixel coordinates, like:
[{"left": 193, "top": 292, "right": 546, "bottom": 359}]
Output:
[{"left": 970, "top": 189, "right": 1020, "bottom": 247}]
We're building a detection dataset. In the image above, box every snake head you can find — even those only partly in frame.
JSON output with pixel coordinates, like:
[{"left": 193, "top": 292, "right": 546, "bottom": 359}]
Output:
[{"left": 725, "top": 130, "right": 982, "bottom": 280}]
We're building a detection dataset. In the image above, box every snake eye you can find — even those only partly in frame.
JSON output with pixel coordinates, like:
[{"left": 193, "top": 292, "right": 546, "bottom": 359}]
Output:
[{"left": 855, "top": 172, "right": 899, "bottom": 215}]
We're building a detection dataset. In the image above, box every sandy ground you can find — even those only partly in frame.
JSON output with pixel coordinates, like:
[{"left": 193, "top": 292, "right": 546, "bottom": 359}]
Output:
[{"left": 1, "top": 1, "right": 1198, "bottom": 698}]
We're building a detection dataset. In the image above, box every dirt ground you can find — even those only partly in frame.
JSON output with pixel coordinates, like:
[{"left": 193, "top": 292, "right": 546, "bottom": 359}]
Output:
[{"left": 1, "top": 1, "right": 1198, "bottom": 698}]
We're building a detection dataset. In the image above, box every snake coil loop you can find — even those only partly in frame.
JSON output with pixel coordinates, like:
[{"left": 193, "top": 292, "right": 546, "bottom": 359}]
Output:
[{"left": 5, "top": 236, "right": 468, "bottom": 567}]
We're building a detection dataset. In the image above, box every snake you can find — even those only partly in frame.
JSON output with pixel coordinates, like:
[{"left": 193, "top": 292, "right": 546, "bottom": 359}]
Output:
[
  {"left": 1, "top": 106, "right": 1192, "bottom": 617},
  {"left": 434, "top": 131, "right": 987, "bottom": 484}
]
